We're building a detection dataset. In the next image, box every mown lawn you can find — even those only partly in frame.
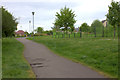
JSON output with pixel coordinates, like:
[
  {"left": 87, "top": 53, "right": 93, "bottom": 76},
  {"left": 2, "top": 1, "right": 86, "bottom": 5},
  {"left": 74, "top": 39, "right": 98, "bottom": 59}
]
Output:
[
  {"left": 28, "top": 36, "right": 118, "bottom": 78},
  {"left": 2, "top": 38, "right": 35, "bottom": 78}
]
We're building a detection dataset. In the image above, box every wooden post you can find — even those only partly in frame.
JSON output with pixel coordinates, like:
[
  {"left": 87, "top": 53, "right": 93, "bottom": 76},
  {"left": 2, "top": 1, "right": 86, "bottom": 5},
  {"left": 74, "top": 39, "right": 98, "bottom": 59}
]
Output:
[
  {"left": 74, "top": 33, "right": 75, "bottom": 38},
  {"left": 102, "top": 26, "right": 104, "bottom": 37},
  {"left": 58, "top": 33, "right": 59, "bottom": 38},
  {"left": 80, "top": 27, "right": 82, "bottom": 38},
  {"left": 95, "top": 26, "right": 96, "bottom": 37}
]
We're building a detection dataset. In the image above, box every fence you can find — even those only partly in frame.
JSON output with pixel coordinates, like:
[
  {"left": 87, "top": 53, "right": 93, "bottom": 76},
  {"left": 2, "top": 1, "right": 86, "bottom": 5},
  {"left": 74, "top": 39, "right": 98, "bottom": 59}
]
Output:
[{"left": 52, "top": 26, "right": 118, "bottom": 38}]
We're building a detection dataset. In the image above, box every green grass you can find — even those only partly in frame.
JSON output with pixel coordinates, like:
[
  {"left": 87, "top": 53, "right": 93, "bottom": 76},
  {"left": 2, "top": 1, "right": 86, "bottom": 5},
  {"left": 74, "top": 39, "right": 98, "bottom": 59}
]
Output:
[
  {"left": 2, "top": 38, "right": 35, "bottom": 78},
  {"left": 27, "top": 36, "right": 118, "bottom": 78}
]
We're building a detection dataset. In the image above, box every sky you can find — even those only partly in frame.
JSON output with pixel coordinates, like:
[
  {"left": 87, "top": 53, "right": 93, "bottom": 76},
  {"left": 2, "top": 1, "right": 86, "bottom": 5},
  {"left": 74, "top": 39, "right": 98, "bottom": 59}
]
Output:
[{"left": 1, "top": 0, "right": 120, "bottom": 33}]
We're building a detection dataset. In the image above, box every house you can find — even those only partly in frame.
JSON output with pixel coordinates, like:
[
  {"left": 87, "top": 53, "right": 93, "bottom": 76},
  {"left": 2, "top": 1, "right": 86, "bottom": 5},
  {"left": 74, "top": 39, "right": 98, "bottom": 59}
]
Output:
[
  {"left": 74, "top": 27, "right": 79, "bottom": 33},
  {"left": 15, "top": 30, "right": 25, "bottom": 37},
  {"left": 102, "top": 20, "right": 107, "bottom": 27}
]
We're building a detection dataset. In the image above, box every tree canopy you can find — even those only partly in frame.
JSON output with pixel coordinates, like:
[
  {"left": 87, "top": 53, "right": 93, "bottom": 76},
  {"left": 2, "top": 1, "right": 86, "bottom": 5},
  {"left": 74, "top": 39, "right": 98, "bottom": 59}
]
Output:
[
  {"left": 91, "top": 19, "right": 104, "bottom": 37},
  {"left": 36, "top": 27, "right": 43, "bottom": 33},
  {"left": 54, "top": 6, "right": 76, "bottom": 32},
  {"left": 107, "top": 0, "right": 120, "bottom": 26},
  {"left": 2, "top": 6, "right": 18, "bottom": 37},
  {"left": 106, "top": 0, "right": 120, "bottom": 38},
  {"left": 80, "top": 23, "right": 89, "bottom": 32}
]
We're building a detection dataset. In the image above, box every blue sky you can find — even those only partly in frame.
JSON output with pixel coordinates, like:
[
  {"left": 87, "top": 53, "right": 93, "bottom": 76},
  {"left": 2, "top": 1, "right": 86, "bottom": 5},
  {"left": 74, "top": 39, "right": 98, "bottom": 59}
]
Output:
[{"left": 1, "top": 0, "right": 119, "bottom": 33}]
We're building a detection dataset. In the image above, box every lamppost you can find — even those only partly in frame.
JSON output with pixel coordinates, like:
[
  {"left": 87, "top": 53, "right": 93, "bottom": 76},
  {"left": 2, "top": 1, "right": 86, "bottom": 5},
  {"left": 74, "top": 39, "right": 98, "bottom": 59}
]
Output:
[
  {"left": 32, "top": 12, "right": 35, "bottom": 40},
  {"left": 29, "top": 20, "right": 31, "bottom": 34}
]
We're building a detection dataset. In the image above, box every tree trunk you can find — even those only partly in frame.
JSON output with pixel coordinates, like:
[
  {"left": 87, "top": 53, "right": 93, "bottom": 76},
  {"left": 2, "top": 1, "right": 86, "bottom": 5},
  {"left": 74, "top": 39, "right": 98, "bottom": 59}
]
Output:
[
  {"left": 74, "top": 33, "right": 75, "bottom": 38},
  {"left": 118, "top": 24, "right": 120, "bottom": 40},
  {"left": 66, "top": 28, "right": 67, "bottom": 34}
]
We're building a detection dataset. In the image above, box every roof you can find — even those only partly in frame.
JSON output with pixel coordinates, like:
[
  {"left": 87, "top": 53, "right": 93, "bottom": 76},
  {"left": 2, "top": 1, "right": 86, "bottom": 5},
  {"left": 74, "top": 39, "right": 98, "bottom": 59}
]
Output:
[
  {"left": 16, "top": 30, "right": 24, "bottom": 34},
  {"left": 74, "top": 28, "right": 79, "bottom": 32},
  {"left": 102, "top": 20, "right": 106, "bottom": 23}
]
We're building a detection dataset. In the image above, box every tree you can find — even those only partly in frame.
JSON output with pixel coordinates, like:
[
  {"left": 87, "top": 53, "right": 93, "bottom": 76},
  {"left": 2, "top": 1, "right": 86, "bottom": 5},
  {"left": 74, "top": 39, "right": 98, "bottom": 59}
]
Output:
[
  {"left": 36, "top": 27, "right": 43, "bottom": 33},
  {"left": 51, "top": 25, "right": 60, "bottom": 32},
  {"left": 106, "top": 0, "right": 120, "bottom": 38},
  {"left": 2, "top": 6, "right": 18, "bottom": 37},
  {"left": 80, "top": 23, "right": 89, "bottom": 32},
  {"left": 54, "top": 6, "right": 76, "bottom": 33},
  {"left": 70, "top": 26, "right": 74, "bottom": 33},
  {"left": 24, "top": 31, "right": 29, "bottom": 35},
  {"left": 91, "top": 20, "right": 104, "bottom": 37},
  {"left": 44, "top": 30, "right": 53, "bottom": 35}
]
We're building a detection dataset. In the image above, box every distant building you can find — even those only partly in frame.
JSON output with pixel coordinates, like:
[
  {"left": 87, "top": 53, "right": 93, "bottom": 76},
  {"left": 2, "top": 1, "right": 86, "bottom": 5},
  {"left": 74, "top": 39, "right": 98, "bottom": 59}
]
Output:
[
  {"left": 102, "top": 20, "right": 107, "bottom": 27},
  {"left": 15, "top": 30, "right": 24, "bottom": 37},
  {"left": 74, "top": 27, "right": 79, "bottom": 33}
]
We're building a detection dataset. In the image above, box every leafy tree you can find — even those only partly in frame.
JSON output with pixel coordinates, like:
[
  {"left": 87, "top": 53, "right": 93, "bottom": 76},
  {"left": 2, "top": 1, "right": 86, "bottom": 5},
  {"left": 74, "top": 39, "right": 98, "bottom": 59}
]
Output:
[
  {"left": 51, "top": 25, "right": 60, "bottom": 32},
  {"left": 70, "top": 26, "right": 74, "bottom": 33},
  {"left": 36, "top": 27, "right": 43, "bottom": 33},
  {"left": 80, "top": 23, "right": 89, "bottom": 32},
  {"left": 104, "top": 22, "right": 114, "bottom": 37},
  {"left": 24, "top": 31, "right": 29, "bottom": 35},
  {"left": 106, "top": 0, "right": 120, "bottom": 38},
  {"left": 54, "top": 6, "right": 76, "bottom": 33},
  {"left": 91, "top": 20, "right": 104, "bottom": 37},
  {"left": 44, "top": 30, "right": 53, "bottom": 35},
  {"left": 2, "top": 6, "right": 18, "bottom": 37}
]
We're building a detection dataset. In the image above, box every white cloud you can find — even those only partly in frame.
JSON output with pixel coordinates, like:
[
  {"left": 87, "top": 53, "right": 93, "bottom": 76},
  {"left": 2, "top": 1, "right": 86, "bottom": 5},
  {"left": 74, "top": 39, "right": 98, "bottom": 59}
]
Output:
[{"left": 1, "top": 0, "right": 85, "bottom": 2}]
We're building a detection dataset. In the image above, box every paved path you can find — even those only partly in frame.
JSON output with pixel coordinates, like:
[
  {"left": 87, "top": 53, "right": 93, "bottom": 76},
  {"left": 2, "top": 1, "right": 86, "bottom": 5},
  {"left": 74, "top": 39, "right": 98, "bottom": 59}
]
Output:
[{"left": 16, "top": 38, "right": 105, "bottom": 78}]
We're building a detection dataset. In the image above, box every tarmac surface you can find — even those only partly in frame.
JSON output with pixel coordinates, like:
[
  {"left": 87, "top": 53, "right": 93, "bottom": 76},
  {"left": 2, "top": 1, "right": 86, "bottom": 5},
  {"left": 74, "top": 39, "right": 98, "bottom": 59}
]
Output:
[{"left": 16, "top": 38, "right": 105, "bottom": 78}]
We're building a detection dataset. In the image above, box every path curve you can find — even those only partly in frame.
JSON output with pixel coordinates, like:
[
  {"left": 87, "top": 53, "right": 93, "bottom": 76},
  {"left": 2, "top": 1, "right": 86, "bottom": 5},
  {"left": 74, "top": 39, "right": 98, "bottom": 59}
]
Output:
[{"left": 16, "top": 38, "right": 105, "bottom": 78}]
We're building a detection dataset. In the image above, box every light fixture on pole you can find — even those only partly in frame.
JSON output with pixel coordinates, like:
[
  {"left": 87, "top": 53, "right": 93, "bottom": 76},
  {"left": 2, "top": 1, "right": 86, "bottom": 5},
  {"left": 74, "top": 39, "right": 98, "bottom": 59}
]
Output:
[
  {"left": 32, "top": 12, "right": 35, "bottom": 40},
  {"left": 29, "top": 20, "right": 31, "bottom": 34}
]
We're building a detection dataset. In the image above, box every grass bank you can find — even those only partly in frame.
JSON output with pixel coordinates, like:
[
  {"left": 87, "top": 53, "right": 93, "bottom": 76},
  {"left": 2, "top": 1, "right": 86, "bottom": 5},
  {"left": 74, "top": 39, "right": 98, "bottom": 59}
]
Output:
[
  {"left": 2, "top": 38, "right": 35, "bottom": 78},
  {"left": 27, "top": 36, "right": 118, "bottom": 78}
]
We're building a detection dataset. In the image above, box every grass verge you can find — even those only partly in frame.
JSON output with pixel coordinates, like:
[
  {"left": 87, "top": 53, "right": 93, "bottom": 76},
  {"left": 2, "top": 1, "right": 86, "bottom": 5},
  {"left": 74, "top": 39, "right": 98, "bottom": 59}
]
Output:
[
  {"left": 27, "top": 36, "right": 118, "bottom": 78},
  {"left": 2, "top": 38, "right": 35, "bottom": 78}
]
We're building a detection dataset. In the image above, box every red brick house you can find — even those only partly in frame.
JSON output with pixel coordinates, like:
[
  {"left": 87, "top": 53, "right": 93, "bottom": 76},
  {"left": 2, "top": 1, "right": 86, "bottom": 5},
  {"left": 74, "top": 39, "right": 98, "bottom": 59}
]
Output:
[{"left": 15, "top": 30, "right": 24, "bottom": 37}]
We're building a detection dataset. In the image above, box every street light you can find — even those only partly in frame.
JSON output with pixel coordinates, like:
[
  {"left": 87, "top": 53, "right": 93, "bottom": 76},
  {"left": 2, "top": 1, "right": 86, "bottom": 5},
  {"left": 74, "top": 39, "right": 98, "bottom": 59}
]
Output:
[
  {"left": 29, "top": 20, "right": 31, "bottom": 34},
  {"left": 32, "top": 12, "right": 35, "bottom": 40}
]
